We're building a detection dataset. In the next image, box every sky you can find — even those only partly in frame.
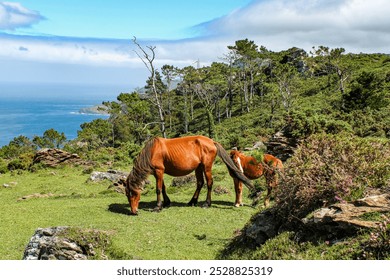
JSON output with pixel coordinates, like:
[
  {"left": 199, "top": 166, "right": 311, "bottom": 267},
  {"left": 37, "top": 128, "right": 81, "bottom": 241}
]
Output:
[{"left": 0, "top": 0, "right": 389, "bottom": 89}]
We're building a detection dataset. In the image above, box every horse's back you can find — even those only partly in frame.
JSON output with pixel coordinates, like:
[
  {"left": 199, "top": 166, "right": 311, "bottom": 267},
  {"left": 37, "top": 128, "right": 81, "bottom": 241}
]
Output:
[
  {"left": 158, "top": 135, "right": 216, "bottom": 154},
  {"left": 263, "top": 154, "right": 283, "bottom": 169},
  {"left": 152, "top": 136, "right": 217, "bottom": 176}
]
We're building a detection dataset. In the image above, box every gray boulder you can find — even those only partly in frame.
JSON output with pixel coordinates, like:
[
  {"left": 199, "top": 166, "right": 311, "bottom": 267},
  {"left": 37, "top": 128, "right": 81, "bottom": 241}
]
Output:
[{"left": 23, "top": 227, "right": 109, "bottom": 260}]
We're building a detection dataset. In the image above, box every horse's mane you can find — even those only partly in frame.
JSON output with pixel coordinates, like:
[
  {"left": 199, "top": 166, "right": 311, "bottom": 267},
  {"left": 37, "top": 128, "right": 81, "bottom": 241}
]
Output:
[{"left": 126, "top": 138, "right": 156, "bottom": 191}]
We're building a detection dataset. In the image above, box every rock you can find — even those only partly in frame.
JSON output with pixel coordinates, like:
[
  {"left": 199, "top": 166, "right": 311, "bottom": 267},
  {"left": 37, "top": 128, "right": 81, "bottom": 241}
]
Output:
[
  {"left": 353, "top": 194, "right": 390, "bottom": 208},
  {"left": 17, "top": 193, "right": 57, "bottom": 201},
  {"left": 300, "top": 194, "right": 390, "bottom": 241},
  {"left": 244, "top": 208, "right": 280, "bottom": 245},
  {"left": 23, "top": 227, "right": 87, "bottom": 260},
  {"left": 23, "top": 227, "right": 110, "bottom": 260},
  {"left": 171, "top": 174, "right": 196, "bottom": 187},
  {"left": 89, "top": 170, "right": 127, "bottom": 182},
  {"left": 244, "top": 141, "right": 267, "bottom": 151},
  {"left": 265, "top": 131, "right": 299, "bottom": 161},
  {"left": 33, "top": 148, "right": 86, "bottom": 167},
  {"left": 89, "top": 170, "right": 128, "bottom": 195},
  {"left": 230, "top": 193, "right": 390, "bottom": 248},
  {"left": 2, "top": 182, "right": 17, "bottom": 188},
  {"left": 108, "top": 179, "right": 127, "bottom": 194}
]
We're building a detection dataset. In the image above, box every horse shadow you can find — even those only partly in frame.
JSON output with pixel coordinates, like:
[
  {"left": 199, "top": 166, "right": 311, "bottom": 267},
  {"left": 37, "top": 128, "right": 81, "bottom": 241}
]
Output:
[
  {"left": 108, "top": 200, "right": 252, "bottom": 216},
  {"left": 108, "top": 201, "right": 189, "bottom": 216}
]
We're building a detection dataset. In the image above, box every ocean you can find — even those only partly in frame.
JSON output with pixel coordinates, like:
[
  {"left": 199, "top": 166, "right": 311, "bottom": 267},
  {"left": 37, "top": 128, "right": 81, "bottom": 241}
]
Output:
[{"left": 0, "top": 83, "right": 129, "bottom": 147}]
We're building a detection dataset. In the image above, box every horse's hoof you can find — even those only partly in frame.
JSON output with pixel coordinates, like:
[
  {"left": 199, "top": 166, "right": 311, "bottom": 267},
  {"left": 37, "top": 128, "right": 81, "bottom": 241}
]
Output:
[
  {"left": 188, "top": 199, "right": 198, "bottom": 206},
  {"left": 202, "top": 202, "right": 211, "bottom": 208},
  {"left": 153, "top": 207, "right": 162, "bottom": 212},
  {"left": 234, "top": 204, "right": 240, "bottom": 208}
]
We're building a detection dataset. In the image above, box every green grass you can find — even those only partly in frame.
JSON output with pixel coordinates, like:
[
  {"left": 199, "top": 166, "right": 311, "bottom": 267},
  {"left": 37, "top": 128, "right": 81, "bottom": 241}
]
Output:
[
  {"left": 0, "top": 164, "right": 258, "bottom": 260},
  {"left": 242, "top": 232, "right": 366, "bottom": 260}
]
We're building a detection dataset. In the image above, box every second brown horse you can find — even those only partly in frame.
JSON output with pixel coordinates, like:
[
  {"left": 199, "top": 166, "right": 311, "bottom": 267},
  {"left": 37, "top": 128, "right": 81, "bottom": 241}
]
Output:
[
  {"left": 125, "top": 135, "right": 254, "bottom": 215},
  {"left": 230, "top": 150, "right": 283, "bottom": 207}
]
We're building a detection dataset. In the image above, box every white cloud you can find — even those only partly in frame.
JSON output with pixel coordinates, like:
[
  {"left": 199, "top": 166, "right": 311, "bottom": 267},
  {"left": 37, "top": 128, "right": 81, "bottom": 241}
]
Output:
[
  {"left": 2, "top": 0, "right": 388, "bottom": 70},
  {"left": 196, "top": 0, "right": 390, "bottom": 53},
  {"left": 0, "top": 2, "right": 44, "bottom": 30},
  {"left": 1, "top": 0, "right": 389, "bottom": 87},
  {"left": 0, "top": 34, "right": 138, "bottom": 66},
  {"left": 0, "top": 34, "right": 225, "bottom": 70}
]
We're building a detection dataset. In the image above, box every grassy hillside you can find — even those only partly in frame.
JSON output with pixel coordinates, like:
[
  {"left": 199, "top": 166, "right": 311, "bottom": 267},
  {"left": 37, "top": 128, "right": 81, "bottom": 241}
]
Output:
[{"left": 0, "top": 163, "right": 258, "bottom": 260}]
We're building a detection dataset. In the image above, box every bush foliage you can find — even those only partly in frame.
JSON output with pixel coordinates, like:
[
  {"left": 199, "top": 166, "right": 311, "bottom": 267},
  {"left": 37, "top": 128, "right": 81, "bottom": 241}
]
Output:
[{"left": 274, "top": 134, "right": 390, "bottom": 223}]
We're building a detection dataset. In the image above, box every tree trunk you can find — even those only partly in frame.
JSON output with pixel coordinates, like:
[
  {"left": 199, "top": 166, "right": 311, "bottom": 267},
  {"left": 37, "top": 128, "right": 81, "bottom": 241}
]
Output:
[
  {"left": 133, "top": 37, "right": 166, "bottom": 138},
  {"left": 206, "top": 109, "right": 215, "bottom": 139}
]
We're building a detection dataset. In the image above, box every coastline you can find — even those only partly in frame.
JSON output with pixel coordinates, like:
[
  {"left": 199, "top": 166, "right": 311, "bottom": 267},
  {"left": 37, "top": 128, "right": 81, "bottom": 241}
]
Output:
[{"left": 78, "top": 105, "right": 109, "bottom": 115}]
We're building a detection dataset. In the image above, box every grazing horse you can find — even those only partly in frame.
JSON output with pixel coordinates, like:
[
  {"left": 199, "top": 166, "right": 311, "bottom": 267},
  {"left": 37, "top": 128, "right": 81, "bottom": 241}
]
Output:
[
  {"left": 124, "top": 135, "right": 254, "bottom": 215},
  {"left": 229, "top": 150, "right": 283, "bottom": 207}
]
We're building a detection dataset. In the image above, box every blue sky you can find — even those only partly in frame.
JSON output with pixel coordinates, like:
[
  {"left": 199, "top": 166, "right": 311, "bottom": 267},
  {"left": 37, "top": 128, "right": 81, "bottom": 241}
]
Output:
[
  {"left": 1, "top": 0, "right": 390, "bottom": 89},
  {"left": 6, "top": 0, "right": 252, "bottom": 39}
]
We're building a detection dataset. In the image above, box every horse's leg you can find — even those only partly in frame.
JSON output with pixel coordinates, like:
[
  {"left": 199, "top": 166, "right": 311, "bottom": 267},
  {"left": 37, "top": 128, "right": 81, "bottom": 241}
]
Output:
[
  {"left": 162, "top": 181, "right": 171, "bottom": 207},
  {"left": 188, "top": 166, "right": 204, "bottom": 206},
  {"left": 264, "top": 186, "right": 271, "bottom": 207},
  {"left": 154, "top": 169, "right": 164, "bottom": 212},
  {"left": 264, "top": 171, "right": 275, "bottom": 207},
  {"left": 203, "top": 165, "right": 214, "bottom": 208},
  {"left": 233, "top": 177, "right": 243, "bottom": 207}
]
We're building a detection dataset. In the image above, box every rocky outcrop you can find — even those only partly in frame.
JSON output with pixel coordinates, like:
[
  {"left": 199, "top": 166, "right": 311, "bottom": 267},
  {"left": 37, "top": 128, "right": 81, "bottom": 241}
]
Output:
[
  {"left": 231, "top": 193, "right": 390, "bottom": 249},
  {"left": 89, "top": 170, "right": 128, "bottom": 194},
  {"left": 33, "top": 148, "right": 85, "bottom": 167},
  {"left": 23, "top": 227, "right": 110, "bottom": 260},
  {"left": 265, "top": 131, "right": 299, "bottom": 161},
  {"left": 299, "top": 193, "right": 390, "bottom": 242}
]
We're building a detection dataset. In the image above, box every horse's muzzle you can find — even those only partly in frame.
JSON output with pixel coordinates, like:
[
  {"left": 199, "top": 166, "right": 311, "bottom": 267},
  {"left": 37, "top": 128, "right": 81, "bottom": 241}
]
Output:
[{"left": 130, "top": 209, "right": 138, "bottom": 216}]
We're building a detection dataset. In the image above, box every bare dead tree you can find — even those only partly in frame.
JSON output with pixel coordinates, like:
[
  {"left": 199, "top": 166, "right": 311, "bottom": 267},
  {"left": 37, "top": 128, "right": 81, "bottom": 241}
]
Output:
[{"left": 132, "top": 36, "right": 166, "bottom": 138}]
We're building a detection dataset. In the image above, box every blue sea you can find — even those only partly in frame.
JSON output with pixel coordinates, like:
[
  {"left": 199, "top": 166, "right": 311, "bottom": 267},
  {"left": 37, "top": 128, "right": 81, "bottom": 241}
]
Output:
[{"left": 0, "top": 83, "right": 130, "bottom": 147}]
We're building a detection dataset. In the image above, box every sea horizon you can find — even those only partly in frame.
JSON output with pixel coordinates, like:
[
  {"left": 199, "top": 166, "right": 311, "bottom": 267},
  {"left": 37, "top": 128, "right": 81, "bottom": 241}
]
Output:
[{"left": 0, "top": 82, "right": 132, "bottom": 147}]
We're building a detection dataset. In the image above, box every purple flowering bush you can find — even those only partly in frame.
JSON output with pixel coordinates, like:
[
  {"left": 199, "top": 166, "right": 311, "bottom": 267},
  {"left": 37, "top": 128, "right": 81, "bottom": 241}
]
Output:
[
  {"left": 273, "top": 133, "right": 390, "bottom": 222},
  {"left": 360, "top": 215, "right": 390, "bottom": 259}
]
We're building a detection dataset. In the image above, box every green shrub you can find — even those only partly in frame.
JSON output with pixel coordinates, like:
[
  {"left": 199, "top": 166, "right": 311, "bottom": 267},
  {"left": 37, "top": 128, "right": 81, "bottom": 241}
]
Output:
[
  {"left": 7, "top": 153, "right": 34, "bottom": 171},
  {"left": 0, "top": 159, "right": 8, "bottom": 174}
]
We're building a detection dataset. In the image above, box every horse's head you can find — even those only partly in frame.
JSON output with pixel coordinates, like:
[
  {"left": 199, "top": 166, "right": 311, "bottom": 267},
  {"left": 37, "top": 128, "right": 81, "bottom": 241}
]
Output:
[
  {"left": 230, "top": 150, "right": 240, "bottom": 161},
  {"left": 124, "top": 179, "right": 142, "bottom": 215},
  {"left": 230, "top": 150, "right": 244, "bottom": 172}
]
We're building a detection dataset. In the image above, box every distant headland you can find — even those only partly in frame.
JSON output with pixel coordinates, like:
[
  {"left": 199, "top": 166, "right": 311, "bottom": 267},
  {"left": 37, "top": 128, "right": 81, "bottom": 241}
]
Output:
[{"left": 78, "top": 105, "right": 109, "bottom": 115}]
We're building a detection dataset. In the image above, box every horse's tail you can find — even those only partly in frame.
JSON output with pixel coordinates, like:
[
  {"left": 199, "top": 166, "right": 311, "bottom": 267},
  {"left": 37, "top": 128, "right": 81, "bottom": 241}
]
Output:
[{"left": 214, "top": 142, "right": 254, "bottom": 191}]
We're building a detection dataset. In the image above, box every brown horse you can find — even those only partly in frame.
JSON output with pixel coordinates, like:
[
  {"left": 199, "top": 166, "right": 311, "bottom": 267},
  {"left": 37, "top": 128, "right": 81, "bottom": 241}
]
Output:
[
  {"left": 124, "top": 135, "right": 254, "bottom": 215},
  {"left": 229, "top": 150, "right": 283, "bottom": 207}
]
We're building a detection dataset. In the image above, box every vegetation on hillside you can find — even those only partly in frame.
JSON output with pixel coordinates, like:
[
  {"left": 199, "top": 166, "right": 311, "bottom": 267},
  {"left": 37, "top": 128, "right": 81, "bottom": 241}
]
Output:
[
  {"left": 1, "top": 39, "right": 389, "bottom": 259},
  {"left": 219, "top": 134, "right": 390, "bottom": 260},
  {"left": 2, "top": 40, "right": 389, "bottom": 167}
]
